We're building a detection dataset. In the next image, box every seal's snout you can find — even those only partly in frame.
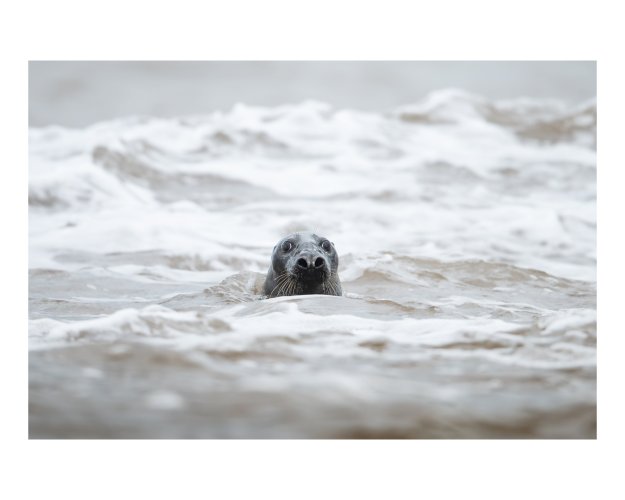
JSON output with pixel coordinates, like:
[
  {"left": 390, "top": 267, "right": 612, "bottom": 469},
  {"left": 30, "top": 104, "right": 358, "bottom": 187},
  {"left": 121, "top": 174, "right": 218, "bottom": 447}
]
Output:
[{"left": 294, "top": 253, "right": 327, "bottom": 273}]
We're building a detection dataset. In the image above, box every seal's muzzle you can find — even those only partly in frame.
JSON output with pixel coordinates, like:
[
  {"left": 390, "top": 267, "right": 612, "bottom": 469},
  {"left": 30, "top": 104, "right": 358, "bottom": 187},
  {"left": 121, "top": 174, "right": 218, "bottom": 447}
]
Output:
[{"left": 292, "top": 251, "right": 328, "bottom": 281}]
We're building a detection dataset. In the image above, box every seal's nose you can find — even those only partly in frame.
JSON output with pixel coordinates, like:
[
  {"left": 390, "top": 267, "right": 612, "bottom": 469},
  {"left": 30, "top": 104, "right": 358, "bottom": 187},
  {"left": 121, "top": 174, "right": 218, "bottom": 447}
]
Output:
[{"left": 295, "top": 253, "right": 326, "bottom": 271}]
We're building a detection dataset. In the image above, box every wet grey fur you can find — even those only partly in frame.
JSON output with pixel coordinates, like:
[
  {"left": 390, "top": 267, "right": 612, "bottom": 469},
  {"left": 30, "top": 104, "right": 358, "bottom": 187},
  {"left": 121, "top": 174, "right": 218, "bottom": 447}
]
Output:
[{"left": 263, "top": 232, "right": 342, "bottom": 298}]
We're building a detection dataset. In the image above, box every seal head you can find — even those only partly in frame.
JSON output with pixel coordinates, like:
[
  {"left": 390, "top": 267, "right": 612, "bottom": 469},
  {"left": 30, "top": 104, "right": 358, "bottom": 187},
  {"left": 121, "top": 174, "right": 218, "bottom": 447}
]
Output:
[{"left": 263, "top": 232, "right": 342, "bottom": 297}]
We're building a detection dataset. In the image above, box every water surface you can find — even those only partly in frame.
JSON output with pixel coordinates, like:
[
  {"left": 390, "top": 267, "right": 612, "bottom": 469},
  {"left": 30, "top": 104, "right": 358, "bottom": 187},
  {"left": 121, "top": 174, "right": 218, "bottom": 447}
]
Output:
[{"left": 29, "top": 90, "right": 596, "bottom": 438}]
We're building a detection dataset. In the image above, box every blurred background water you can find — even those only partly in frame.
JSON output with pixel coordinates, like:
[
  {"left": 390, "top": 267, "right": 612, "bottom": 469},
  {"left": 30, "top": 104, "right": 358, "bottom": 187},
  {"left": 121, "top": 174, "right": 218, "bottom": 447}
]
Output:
[
  {"left": 29, "top": 61, "right": 595, "bottom": 127},
  {"left": 29, "top": 61, "right": 596, "bottom": 438}
]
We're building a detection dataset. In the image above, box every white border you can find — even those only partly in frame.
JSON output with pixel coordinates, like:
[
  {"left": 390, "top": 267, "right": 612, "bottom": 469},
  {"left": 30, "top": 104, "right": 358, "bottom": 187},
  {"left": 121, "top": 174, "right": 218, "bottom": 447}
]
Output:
[{"left": 5, "top": 1, "right": 622, "bottom": 499}]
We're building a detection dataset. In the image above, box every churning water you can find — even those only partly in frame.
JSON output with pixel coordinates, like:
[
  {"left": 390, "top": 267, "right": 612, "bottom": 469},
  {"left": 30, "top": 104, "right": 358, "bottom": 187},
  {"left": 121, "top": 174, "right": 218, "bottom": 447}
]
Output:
[{"left": 29, "top": 90, "right": 596, "bottom": 438}]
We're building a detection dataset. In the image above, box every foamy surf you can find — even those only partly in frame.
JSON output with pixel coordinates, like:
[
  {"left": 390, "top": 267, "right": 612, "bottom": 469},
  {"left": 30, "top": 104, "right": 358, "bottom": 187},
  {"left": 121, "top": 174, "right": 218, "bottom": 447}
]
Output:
[{"left": 29, "top": 90, "right": 596, "bottom": 438}]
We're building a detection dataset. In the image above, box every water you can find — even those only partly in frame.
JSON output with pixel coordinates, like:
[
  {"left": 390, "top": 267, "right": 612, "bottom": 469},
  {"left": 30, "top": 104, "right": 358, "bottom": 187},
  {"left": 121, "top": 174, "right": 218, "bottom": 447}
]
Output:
[
  {"left": 29, "top": 61, "right": 596, "bottom": 127},
  {"left": 29, "top": 90, "right": 596, "bottom": 438}
]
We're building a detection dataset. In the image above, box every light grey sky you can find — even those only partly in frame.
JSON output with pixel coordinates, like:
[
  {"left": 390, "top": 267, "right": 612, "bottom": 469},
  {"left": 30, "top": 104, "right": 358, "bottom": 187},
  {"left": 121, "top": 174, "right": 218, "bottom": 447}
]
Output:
[{"left": 29, "top": 61, "right": 596, "bottom": 127}]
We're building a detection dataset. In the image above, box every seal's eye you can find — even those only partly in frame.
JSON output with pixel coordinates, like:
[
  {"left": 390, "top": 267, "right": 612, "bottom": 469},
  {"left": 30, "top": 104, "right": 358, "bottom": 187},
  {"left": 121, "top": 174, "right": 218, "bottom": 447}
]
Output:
[
  {"left": 281, "top": 241, "right": 293, "bottom": 252},
  {"left": 321, "top": 240, "right": 332, "bottom": 252}
]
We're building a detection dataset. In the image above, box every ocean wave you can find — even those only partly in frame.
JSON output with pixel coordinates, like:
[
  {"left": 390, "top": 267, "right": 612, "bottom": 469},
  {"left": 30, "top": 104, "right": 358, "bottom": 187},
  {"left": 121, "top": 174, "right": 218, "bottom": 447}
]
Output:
[
  {"left": 28, "top": 297, "right": 596, "bottom": 373},
  {"left": 29, "top": 90, "right": 596, "bottom": 438}
]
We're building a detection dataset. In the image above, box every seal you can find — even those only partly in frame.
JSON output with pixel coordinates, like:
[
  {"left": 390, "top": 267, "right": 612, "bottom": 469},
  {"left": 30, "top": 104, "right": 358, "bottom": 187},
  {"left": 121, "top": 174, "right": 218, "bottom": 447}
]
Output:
[{"left": 263, "top": 232, "right": 342, "bottom": 298}]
